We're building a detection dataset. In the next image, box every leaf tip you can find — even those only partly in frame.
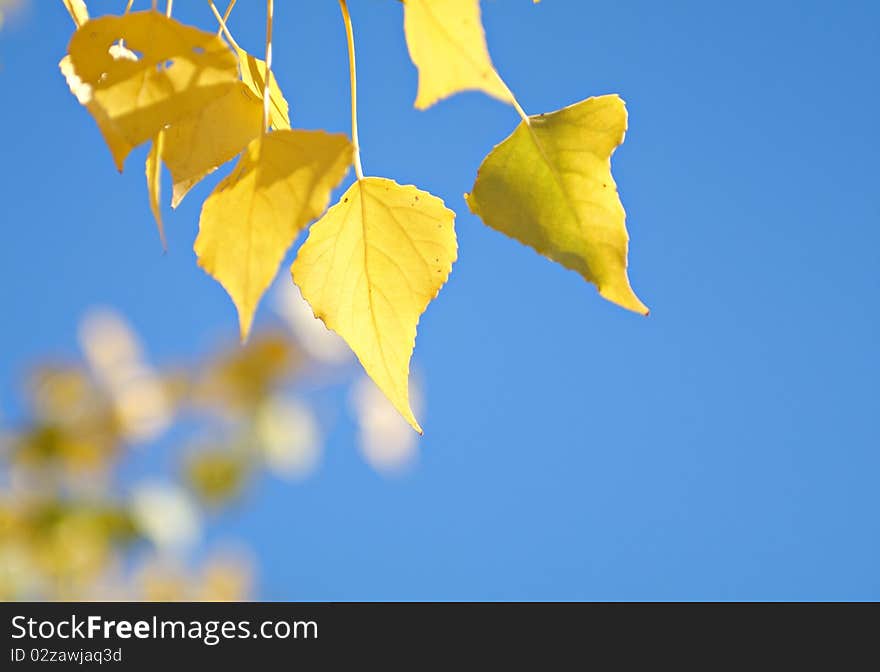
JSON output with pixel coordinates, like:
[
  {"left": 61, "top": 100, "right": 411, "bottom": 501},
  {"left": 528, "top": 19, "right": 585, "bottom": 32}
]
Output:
[
  {"left": 599, "top": 283, "right": 649, "bottom": 317},
  {"left": 170, "top": 185, "right": 187, "bottom": 210},
  {"left": 237, "top": 316, "right": 253, "bottom": 346},
  {"left": 407, "top": 413, "right": 424, "bottom": 436},
  {"left": 632, "top": 296, "right": 650, "bottom": 317}
]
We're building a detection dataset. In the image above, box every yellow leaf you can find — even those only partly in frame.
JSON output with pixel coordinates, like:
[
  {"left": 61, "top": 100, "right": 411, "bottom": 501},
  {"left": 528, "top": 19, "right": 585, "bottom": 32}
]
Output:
[
  {"left": 59, "top": 54, "right": 132, "bottom": 171},
  {"left": 467, "top": 95, "right": 648, "bottom": 315},
  {"left": 402, "top": 0, "right": 513, "bottom": 109},
  {"left": 66, "top": 11, "right": 240, "bottom": 169},
  {"left": 236, "top": 46, "right": 291, "bottom": 131},
  {"left": 145, "top": 132, "right": 166, "bottom": 248},
  {"left": 161, "top": 82, "right": 263, "bottom": 208},
  {"left": 292, "top": 178, "right": 458, "bottom": 433},
  {"left": 195, "top": 130, "right": 353, "bottom": 341}
]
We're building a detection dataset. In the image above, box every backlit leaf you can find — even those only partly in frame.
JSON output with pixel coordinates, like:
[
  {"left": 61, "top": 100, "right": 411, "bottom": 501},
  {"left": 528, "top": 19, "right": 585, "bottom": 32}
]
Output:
[
  {"left": 159, "top": 50, "right": 289, "bottom": 207},
  {"left": 66, "top": 11, "right": 239, "bottom": 169},
  {"left": 145, "top": 132, "right": 166, "bottom": 248},
  {"left": 161, "top": 82, "right": 263, "bottom": 208},
  {"left": 402, "top": 0, "right": 513, "bottom": 109},
  {"left": 195, "top": 130, "right": 352, "bottom": 341},
  {"left": 59, "top": 54, "right": 132, "bottom": 171},
  {"left": 467, "top": 95, "right": 648, "bottom": 314},
  {"left": 292, "top": 178, "right": 457, "bottom": 433},
  {"left": 236, "top": 46, "right": 291, "bottom": 131}
]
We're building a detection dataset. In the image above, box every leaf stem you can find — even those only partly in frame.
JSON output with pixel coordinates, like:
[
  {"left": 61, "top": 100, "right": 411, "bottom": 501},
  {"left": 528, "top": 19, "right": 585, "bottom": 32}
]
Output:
[
  {"left": 497, "top": 75, "right": 530, "bottom": 125},
  {"left": 216, "top": 0, "right": 237, "bottom": 38},
  {"left": 339, "top": 0, "right": 364, "bottom": 180},
  {"left": 207, "top": 1, "right": 242, "bottom": 51},
  {"left": 61, "top": 0, "right": 86, "bottom": 27},
  {"left": 508, "top": 92, "right": 530, "bottom": 124},
  {"left": 120, "top": 0, "right": 135, "bottom": 48},
  {"left": 262, "top": 0, "right": 274, "bottom": 134}
]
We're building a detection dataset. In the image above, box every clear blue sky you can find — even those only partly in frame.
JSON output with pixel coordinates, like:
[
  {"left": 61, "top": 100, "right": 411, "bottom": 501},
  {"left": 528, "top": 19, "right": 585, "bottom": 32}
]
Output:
[{"left": 1, "top": 0, "right": 878, "bottom": 600}]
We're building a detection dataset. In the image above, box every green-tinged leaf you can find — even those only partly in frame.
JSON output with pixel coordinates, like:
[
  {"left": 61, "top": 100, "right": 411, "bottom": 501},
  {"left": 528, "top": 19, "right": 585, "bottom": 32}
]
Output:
[{"left": 467, "top": 94, "right": 648, "bottom": 314}]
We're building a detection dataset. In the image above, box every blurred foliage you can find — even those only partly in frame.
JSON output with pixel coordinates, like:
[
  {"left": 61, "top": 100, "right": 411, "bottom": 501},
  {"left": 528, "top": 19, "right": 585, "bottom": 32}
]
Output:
[
  {"left": 1, "top": 285, "right": 421, "bottom": 600},
  {"left": 0, "top": 310, "right": 295, "bottom": 600}
]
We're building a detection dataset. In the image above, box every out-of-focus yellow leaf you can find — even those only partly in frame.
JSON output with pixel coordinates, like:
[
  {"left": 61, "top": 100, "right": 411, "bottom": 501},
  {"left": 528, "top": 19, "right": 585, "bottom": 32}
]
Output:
[
  {"left": 0, "top": 0, "right": 23, "bottom": 31},
  {"left": 185, "top": 451, "right": 248, "bottom": 506},
  {"left": 351, "top": 375, "right": 420, "bottom": 474},
  {"left": 254, "top": 397, "right": 320, "bottom": 480},
  {"left": 66, "top": 11, "right": 239, "bottom": 169},
  {"left": 131, "top": 483, "right": 200, "bottom": 551},
  {"left": 61, "top": 0, "right": 89, "bottom": 27},
  {"left": 195, "top": 130, "right": 352, "bottom": 341},
  {"left": 292, "top": 178, "right": 457, "bottom": 433},
  {"left": 467, "top": 95, "right": 648, "bottom": 315},
  {"left": 271, "top": 281, "right": 353, "bottom": 364},
  {"left": 78, "top": 308, "right": 171, "bottom": 443},
  {"left": 402, "top": 0, "right": 513, "bottom": 109},
  {"left": 197, "top": 557, "right": 252, "bottom": 602},
  {"left": 160, "top": 82, "right": 263, "bottom": 208},
  {"left": 236, "top": 46, "right": 290, "bottom": 130},
  {"left": 145, "top": 133, "right": 165, "bottom": 248},
  {"left": 196, "top": 331, "right": 303, "bottom": 412}
]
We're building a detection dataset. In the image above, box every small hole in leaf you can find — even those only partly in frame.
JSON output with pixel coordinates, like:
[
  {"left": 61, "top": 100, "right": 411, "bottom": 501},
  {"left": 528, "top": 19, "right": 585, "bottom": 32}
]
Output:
[{"left": 192, "top": 46, "right": 205, "bottom": 55}]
